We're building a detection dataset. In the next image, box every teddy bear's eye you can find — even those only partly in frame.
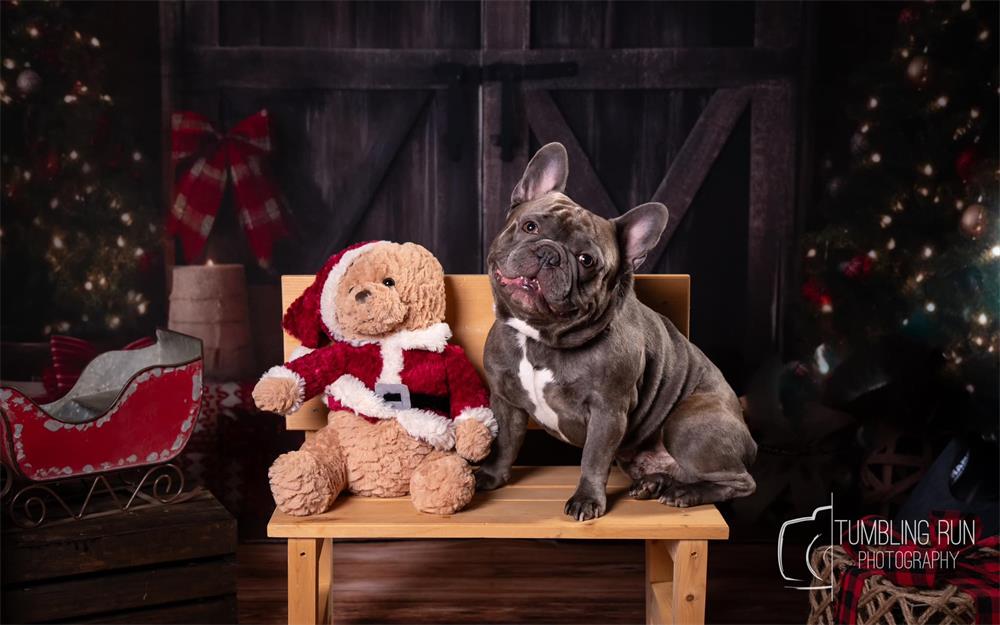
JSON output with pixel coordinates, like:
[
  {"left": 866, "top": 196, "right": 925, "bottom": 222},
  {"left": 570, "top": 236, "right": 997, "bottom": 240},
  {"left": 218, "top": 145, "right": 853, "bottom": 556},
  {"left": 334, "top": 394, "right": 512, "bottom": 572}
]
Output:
[{"left": 382, "top": 278, "right": 395, "bottom": 288}]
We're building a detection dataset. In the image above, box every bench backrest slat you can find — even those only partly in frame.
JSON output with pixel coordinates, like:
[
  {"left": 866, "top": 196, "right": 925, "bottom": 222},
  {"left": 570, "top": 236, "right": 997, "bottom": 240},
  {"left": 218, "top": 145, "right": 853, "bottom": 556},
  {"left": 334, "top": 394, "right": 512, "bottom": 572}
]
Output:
[{"left": 280, "top": 274, "right": 690, "bottom": 432}]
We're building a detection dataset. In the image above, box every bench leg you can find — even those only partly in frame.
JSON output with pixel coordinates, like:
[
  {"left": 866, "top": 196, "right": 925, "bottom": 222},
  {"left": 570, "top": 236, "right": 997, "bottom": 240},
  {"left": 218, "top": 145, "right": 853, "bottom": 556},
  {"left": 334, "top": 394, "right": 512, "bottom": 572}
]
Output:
[
  {"left": 288, "top": 538, "right": 332, "bottom": 625},
  {"left": 645, "top": 539, "right": 708, "bottom": 625}
]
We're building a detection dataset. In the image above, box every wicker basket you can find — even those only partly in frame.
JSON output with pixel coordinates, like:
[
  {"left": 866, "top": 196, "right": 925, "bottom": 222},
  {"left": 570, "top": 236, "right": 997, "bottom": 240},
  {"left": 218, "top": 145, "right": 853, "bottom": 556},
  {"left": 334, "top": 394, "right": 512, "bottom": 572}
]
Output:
[{"left": 807, "top": 545, "right": 993, "bottom": 625}]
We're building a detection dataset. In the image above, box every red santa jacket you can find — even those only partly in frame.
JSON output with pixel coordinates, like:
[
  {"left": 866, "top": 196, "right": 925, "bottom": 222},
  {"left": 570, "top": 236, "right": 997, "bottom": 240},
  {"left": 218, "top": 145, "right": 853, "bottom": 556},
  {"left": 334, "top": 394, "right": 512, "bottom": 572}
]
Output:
[{"left": 261, "top": 322, "right": 495, "bottom": 450}]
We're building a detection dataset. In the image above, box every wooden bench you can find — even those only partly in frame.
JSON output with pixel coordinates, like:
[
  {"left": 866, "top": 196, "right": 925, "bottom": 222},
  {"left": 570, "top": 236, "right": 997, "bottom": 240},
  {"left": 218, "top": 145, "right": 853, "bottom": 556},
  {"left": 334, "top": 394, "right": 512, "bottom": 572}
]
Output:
[{"left": 267, "top": 274, "right": 730, "bottom": 625}]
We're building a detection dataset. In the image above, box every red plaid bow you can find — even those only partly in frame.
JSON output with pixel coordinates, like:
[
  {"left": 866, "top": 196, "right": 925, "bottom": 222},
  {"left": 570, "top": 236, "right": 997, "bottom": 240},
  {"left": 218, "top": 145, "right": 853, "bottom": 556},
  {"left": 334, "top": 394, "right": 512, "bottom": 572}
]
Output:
[
  {"left": 41, "top": 335, "right": 156, "bottom": 402},
  {"left": 836, "top": 512, "right": 999, "bottom": 624},
  {"left": 168, "top": 110, "right": 289, "bottom": 263}
]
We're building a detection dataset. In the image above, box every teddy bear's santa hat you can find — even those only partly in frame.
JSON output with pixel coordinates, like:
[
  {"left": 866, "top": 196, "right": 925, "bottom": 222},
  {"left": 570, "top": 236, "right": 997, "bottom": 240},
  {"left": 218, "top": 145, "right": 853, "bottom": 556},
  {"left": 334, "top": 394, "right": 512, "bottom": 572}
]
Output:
[{"left": 282, "top": 240, "right": 388, "bottom": 349}]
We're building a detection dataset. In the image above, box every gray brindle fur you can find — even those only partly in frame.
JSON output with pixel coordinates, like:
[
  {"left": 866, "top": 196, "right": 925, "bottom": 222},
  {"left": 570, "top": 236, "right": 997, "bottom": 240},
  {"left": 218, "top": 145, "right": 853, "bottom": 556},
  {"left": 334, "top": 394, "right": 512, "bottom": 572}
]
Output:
[{"left": 476, "top": 143, "right": 757, "bottom": 521}]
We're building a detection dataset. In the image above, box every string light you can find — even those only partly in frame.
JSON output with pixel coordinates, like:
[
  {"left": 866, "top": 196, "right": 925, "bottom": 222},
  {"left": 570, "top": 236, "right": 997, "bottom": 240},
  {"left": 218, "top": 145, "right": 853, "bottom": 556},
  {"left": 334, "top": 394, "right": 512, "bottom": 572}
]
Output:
[
  {"left": 117, "top": 236, "right": 125, "bottom": 247},
  {"left": 887, "top": 238, "right": 896, "bottom": 250},
  {"left": 860, "top": 123, "right": 870, "bottom": 133},
  {"left": 916, "top": 272, "right": 925, "bottom": 283},
  {"left": 2, "top": 59, "right": 14, "bottom": 69},
  {"left": 961, "top": 0, "right": 971, "bottom": 10},
  {"left": 921, "top": 163, "right": 934, "bottom": 176},
  {"left": 977, "top": 313, "right": 989, "bottom": 326},
  {"left": 806, "top": 248, "right": 817, "bottom": 258},
  {"left": 933, "top": 95, "right": 949, "bottom": 109},
  {"left": 132, "top": 151, "right": 143, "bottom": 161},
  {"left": 52, "top": 235, "right": 64, "bottom": 249},
  {"left": 970, "top": 108, "right": 980, "bottom": 119},
  {"left": 867, "top": 250, "right": 878, "bottom": 260},
  {"left": 107, "top": 315, "right": 122, "bottom": 330},
  {"left": 922, "top": 246, "right": 933, "bottom": 258},
  {"left": 991, "top": 245, "right": 1000, "bottom": 257},
  {"left": 880, "top": 215, "right": 892, "bottom": 227},
  {"left": 120, "top": 212, "right": 132, "bottom": 225},
  {"left": 68, "top": 150, "right": 79, "bottom": 160},
  {"left": 63, "top": 94, "right": 77, "bottom": 104},
  {"left": 89, "top": 36, "right": 101, "bottom": 48},
  {"left": 925, "top": 302, "right": 936, "bottom": 312},
  {"left": 84, "top": 281, "right": 93, "bottom": 291},
  {"left": 26, "top": 26, "right": 39, "bottom": 38},
  {"left": 978, "top": 29, "right": 990, "bottom": 42},
  {"left": 867, "top": 96, "right": 879, "bottom": 110},
  {"left": 870, "top": 152, "right": 882, "bottom": 163}
]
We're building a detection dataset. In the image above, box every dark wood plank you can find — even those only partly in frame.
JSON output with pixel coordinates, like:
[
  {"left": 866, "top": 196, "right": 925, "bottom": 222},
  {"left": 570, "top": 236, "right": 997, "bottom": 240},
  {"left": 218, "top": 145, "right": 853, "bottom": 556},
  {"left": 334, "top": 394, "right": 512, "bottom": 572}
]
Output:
[
  {"left": 642, "top": 87, "right": 753, "bottom": 270},
  {"left": 181, "top": 47, "right": 798, "bottom": 91},
  {"left": 3, "top": 490, "right": 236, "bottom": 583},
  {"left": 236, "top": 540, "right": 805, "bottom": 625},
  {"left": 182, "top": 0, "right": 218, "bottom": 46},
  {"left": 523, "top": 90, "right": 619, "bottom": 219},
  {"left": 311, "top": 93, "right": 434, "bottom": 269},
  {"left": 754, "top": 2, "right": 803, "bottom": 48},
  {"left": 481, "top": 0, "right": 530, "bottom": 263},
  {"left": 747, "top": 82, "right": 796, "bottom": 359},
  {"left": 80, "top": 595, "right": 237, "bottom": 625},
  {"left": 5, "top": 556, "right": 236, "bottom": 622}
]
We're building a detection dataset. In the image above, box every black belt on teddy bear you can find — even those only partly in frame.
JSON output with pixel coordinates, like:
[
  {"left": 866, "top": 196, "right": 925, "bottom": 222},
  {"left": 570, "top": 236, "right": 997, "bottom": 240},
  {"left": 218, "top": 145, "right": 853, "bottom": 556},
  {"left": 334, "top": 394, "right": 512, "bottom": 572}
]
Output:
[{"left": 374, "top": 383, "right": 450, "bottom": 415}]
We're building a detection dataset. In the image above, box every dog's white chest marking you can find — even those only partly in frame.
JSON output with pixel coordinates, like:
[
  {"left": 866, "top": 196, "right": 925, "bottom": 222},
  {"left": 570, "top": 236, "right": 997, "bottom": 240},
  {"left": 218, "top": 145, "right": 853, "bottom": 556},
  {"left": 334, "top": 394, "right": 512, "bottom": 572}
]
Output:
[{"left": 511, "top": 327, "right": 569, "bottom": 443}]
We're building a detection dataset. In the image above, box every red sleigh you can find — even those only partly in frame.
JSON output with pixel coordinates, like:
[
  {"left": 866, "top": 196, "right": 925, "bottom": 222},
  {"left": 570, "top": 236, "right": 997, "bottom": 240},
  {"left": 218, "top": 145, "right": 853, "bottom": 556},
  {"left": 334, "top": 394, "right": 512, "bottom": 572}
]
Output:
[{"left": 0, "top": 330, "right": 204, "bottom": 526}]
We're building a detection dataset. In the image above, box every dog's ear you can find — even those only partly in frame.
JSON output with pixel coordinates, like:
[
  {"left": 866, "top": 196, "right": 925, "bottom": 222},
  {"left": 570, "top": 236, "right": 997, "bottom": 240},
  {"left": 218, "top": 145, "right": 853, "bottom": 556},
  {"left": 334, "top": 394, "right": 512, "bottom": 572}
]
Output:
[
  {"left": 612, "top": 202, "right": 669, "bottom": 271},
  {"left": 510, "top": 143, "right": 569, "bottom": 208}
]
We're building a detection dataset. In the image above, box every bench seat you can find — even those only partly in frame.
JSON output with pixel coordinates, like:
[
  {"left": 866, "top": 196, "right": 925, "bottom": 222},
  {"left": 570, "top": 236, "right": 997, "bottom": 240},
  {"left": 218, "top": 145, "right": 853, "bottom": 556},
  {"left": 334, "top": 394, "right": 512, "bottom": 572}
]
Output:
[{"left": 268, "top": 466, "right": 728, "bottom": 541}]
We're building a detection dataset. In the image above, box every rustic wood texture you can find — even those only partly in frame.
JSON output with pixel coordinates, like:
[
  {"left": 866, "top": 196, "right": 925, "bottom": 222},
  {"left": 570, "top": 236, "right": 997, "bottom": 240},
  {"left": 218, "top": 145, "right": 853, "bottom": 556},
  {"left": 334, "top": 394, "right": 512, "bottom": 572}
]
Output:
[
  {"left": 2, "top": 489, "right": 237, "bottom": 624},
  {"left": 5, "top": 557, "right": 236, "bottom": 623},
  {"left": 236, "top": 541, "right": 807, "bottom": 624},
  {"left": 2, "top": 489, "right": 236, "bottom": 584},
  {"left": 280, "top": 274, "right": 690, "bottom": 432},
  {"left": 165, "top": 0, "right": 803, "bottom": 391},
  {"left": 668, "top": 540, "right": 709, "bottom": 625},
  {"left": 643, "top": 87, "right": 753, "bottom": 271},
  {"left": 267, "top": 466, "right": 728, "bottom": 541}
]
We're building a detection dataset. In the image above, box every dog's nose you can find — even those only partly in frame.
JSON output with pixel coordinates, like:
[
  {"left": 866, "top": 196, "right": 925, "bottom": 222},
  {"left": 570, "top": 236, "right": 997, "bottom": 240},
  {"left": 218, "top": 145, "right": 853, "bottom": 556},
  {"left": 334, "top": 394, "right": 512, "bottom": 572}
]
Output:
[
  {"left": 355, "top": 289, "right": 370, "bottom": 303},
  {"left": 539, "top": 248, "right": 560, "bottom": 267}
]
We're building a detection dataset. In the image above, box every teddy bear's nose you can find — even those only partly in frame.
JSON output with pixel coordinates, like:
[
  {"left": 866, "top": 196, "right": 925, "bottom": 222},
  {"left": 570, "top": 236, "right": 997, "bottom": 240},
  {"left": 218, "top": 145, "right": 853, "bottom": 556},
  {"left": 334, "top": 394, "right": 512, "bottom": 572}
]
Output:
[{"left": 355, "top": 289, "right": 371, "bottom": 303}]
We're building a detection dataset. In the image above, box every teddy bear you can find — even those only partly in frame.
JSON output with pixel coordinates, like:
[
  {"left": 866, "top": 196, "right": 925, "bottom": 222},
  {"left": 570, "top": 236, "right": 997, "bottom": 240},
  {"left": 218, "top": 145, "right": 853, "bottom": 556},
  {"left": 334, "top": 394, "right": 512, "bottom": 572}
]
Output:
[{"left": 252, "top": 241, "right": 497, "bottom": 516}]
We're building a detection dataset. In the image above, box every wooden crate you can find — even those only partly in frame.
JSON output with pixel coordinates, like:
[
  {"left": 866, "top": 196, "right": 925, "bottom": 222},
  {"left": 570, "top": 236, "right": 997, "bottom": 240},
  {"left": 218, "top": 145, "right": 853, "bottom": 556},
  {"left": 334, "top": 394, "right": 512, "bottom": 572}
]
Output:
[{"left": 2, "top": 489, "right": 237, "bottom": 624}]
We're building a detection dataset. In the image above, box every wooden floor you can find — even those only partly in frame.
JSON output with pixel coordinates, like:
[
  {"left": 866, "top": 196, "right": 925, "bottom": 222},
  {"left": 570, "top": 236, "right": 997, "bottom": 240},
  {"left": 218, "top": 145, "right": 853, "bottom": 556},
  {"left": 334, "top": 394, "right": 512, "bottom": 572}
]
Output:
[{"left": 237, "top": 540, "right": 807, "bottom": 624}]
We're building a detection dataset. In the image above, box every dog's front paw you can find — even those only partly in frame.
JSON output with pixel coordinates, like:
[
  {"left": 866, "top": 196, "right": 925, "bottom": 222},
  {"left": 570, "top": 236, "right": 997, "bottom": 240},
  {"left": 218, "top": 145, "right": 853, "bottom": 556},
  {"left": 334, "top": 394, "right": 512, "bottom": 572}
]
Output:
[
  {"left": 564, "top": 490, "right": 607, "bottom": 522},
  {"left": 474, "top": 468, "right": 509, "bottom": 491}
]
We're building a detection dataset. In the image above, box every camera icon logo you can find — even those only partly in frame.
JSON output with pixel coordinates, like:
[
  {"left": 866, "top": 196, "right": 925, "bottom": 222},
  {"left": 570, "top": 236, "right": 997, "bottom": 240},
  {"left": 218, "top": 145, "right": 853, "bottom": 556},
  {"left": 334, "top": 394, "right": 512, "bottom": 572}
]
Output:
[{"left": 777, "top": 498, "right": 834, "bottom": 590}]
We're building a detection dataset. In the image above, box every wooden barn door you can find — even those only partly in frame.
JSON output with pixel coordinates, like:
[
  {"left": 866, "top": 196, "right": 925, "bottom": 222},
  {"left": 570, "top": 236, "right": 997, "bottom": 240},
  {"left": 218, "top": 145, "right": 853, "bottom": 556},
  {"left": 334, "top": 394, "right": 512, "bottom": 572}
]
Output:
[
  {"left": 162, "top": 1, "right": 484, "bottom": 274},
  {"left": 162, "top": 1, "right": 804, "bottom": 386},
  {"left": 478, "top": 1, "right": 803, "bottom": 385}
]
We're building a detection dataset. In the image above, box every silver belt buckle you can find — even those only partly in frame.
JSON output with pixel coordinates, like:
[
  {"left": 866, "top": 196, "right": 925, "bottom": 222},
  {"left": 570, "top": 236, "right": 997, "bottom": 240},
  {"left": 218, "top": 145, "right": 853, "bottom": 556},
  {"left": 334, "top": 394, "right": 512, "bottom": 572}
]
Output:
[{"left": 374, "top": 383, "right": 411, "bottom": 410}]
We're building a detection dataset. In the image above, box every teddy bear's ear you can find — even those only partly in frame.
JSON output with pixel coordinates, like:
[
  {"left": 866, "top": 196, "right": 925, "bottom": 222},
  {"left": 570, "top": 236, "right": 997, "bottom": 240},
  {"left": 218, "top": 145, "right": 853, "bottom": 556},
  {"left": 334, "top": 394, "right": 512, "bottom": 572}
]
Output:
[{"left": 282, "top": 281, "right": 326, "bottom": 349}]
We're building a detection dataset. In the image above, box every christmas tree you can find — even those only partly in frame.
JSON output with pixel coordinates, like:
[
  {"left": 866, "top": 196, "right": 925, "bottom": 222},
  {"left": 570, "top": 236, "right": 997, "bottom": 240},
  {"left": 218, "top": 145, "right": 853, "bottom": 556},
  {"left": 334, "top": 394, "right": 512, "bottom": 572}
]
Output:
[
  {"left": 799, "top": 1, "right": 999, "bottom": 433},
  {"left": 1, "top": 0, "right": 158, "bottom": 339}
]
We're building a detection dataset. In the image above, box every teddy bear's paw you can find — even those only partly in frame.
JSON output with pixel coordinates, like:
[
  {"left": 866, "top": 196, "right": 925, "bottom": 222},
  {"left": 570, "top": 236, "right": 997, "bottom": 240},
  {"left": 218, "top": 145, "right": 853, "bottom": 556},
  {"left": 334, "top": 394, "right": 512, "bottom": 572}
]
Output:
[
  {"left": 454, "top": 419, "right": 492, "bottom": 463},
  {"left": 268, "top": 450, "right": 342, "bottom": 516},
  {"left": 410, "top": 453, "right": 475, "bottom": 515},
  {"left": 252, "top": 377, "right": 300, "bottom": 414}
]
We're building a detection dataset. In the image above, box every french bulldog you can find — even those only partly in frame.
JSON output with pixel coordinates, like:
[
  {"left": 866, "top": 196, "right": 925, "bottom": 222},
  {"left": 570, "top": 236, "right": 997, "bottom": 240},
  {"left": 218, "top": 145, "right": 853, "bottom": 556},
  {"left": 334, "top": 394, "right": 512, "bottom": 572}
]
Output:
[{"left": 476, "top": 143, "right": 757, "bottom": 521}]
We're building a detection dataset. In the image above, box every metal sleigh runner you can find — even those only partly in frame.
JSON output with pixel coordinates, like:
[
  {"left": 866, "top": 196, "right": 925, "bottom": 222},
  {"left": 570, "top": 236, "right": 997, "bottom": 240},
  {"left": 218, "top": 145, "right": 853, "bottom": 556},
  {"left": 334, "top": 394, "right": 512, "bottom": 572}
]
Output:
[{"left": 0, "top": 330, "right": 204, "bottom": 527}]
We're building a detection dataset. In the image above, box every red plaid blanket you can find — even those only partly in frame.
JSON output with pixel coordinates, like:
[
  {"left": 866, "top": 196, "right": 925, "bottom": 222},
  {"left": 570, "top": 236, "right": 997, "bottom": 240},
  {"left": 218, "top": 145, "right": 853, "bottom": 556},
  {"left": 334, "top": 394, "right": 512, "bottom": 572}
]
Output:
[
  {"left": 837, "top": 512, "right": 999, "bottom": 624},
  {"left": 169, "top": 110, "right": 288, "bottom": 263}
]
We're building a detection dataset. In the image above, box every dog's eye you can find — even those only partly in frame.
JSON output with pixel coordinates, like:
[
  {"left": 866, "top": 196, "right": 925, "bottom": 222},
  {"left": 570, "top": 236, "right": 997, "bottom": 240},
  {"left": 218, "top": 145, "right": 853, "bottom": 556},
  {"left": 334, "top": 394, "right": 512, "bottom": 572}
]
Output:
[
  {"left": 382, "top": 278, "right": 395, "bottom": 287},
  {"left": 522, "top": 220, "right": 538, "bottom": 234},
  {"left": 577, "top": 254, "right": 595, "bottom": 268}
]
